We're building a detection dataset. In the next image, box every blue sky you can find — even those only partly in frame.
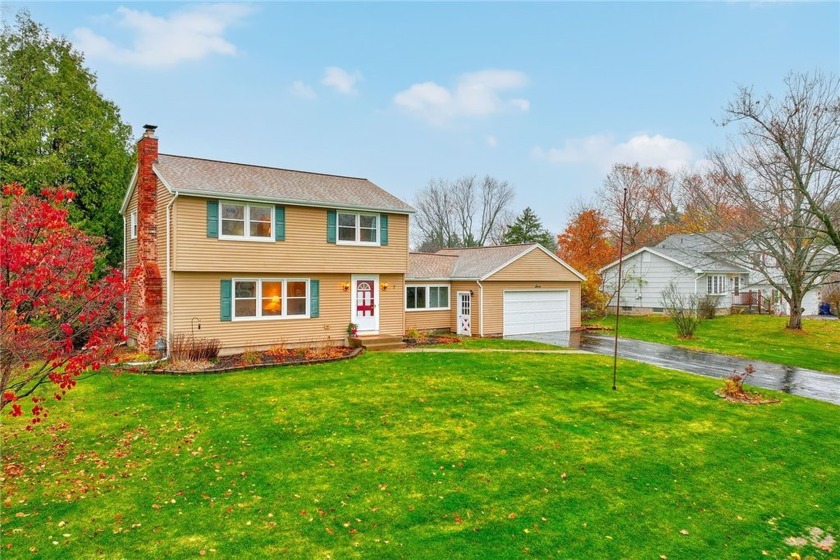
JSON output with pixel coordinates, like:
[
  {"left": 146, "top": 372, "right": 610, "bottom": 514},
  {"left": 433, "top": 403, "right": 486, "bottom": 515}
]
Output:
[{"left": 7, "top": 2, "right": 840, "bottom": 234}]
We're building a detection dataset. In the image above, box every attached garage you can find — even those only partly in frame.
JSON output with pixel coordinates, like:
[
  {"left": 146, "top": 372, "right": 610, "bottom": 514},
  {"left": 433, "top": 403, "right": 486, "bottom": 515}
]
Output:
[
  {"left": 503, "top": 290, "right": 569, "bottom": 335},
  {"left": 406, "top": 244, "right": 585, "bottom": 337}
]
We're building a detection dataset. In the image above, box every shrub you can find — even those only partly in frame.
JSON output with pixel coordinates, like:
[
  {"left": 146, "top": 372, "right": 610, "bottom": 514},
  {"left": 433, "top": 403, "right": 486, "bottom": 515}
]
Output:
[
  {"left": 265, "top": 340, "right": 290, "bottom": 361},
  {"left": 239, "top": 348, "right": 261, "bottom": 366},
  {"left": 660, "top": 282, "right": 701, "bottom": 338},
  {"left": 169, "top": 332, "right": 221, "bottom": 362},
  {"left": 697, "top": 295, "right": 722, "bottom": 319}
]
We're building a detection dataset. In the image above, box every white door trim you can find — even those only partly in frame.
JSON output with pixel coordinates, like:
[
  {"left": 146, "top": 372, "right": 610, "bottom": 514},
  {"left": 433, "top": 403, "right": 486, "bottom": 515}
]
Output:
[
  {"left": 351, "top": 274, "right": 379, "bottom": 334},
  {"left": 457, "top": 291, "right": 472, "bottom": 336}
]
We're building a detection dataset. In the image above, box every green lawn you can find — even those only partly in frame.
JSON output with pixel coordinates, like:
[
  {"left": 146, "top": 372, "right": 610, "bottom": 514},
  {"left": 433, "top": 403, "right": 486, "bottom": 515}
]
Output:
[
  {"left": 586, "top": 314, "right": 840, "bottom": 374},
  {"left": 2, "top": 351, "right": 838, "bottom": 558}
]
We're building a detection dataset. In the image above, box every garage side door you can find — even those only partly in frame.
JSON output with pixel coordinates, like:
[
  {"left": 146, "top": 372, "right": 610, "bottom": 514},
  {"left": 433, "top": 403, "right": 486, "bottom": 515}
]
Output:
[{"left": 503, "top": 291, "right": 569, "bottom": 335}]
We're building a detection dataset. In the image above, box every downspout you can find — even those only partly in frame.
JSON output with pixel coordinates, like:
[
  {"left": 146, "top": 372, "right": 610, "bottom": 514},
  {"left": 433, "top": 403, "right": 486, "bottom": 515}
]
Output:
[
  {"left": 165, "top": 191, "right": 179, "bottom": 359},
  {"left": 477, "top": 280, "right": 485, "bottom": 337},
  {"left": 122, "top": 213, "right": 127, "bottom": 336}
]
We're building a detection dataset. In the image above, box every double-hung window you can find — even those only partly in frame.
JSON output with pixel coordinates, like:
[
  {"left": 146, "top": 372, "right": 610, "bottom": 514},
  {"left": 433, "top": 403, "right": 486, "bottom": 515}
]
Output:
[
  {"left": 221, "top": 202, "right": 272, "bottom": 240},
  {"left": 130, "top": 211, "right": 138, "bottom": 239},
  {"left": 337, "top": 212, "right": 378, "bottom": 245},
  {"left": 406, "top": 285, "right": 450, "bottom": 310},
  {"left": 233, "top": 279, "right": 308, "bottom": 319},
  {"left": 707, "top": 275, "right": 726, "bottom": 295}
]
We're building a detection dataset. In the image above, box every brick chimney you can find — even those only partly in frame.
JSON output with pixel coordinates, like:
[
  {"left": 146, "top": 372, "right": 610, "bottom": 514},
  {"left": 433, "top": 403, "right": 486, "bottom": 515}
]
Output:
[{"left": 135, "top": 124, "right": 163, "bottom": 353}]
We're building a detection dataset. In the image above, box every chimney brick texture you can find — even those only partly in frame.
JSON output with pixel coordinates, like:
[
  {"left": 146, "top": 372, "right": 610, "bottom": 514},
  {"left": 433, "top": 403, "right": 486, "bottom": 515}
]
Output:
[{"left": 135, "top": 130, "right": 163, "bottom": 352}]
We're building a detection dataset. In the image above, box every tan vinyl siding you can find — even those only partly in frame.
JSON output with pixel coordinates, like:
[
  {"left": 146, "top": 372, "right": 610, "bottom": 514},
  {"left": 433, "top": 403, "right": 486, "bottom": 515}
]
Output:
[
  {"left": 124, "top": 190, "right": 138, "bottom": 274},
  {"left": 171, "top": 272, "right": 404, "bottom": 354},
  {"left": 172, "top": 196, "right": 408, "bottom": 273},
  {"left": 450, "top": 281, "right": 480, "bottom": 335},
  {"left": 480, "top": 281, "right": 582, "bottom": 336},
  {"left": 157, "top": 179, "right": 171, "bottom": 327},
  {"left": 404, "top": 282, "right": 452, "bottom": 332},
  {"left": 486, "top": 249, "right": 581, "bottom": 282},
  {"left": 405, "top": 310, "right": 450, "bottom": 331},
  {"left": 124, "top": 187, "right": 139, "bottom": 341}
]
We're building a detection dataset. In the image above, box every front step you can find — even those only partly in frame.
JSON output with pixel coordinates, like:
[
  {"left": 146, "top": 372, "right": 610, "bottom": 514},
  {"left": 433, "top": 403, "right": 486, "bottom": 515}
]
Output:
[{"left": 359, "top": 335, "right": 406, "bottom": 352}]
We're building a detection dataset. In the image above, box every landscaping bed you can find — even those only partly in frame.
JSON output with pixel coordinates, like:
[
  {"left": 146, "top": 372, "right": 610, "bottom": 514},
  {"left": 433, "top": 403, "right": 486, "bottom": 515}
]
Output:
[
  {"left": 115, "top": 345, "right": 361, "bottom": 374},
  {"left": 403, "top": 333, "right": 461, "bottom": 346}
]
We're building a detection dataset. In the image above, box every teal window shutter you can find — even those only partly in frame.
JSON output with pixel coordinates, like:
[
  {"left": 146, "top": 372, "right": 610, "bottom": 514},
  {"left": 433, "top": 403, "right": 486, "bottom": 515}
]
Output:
[
  {"left": 220, "top": 279, "right": 232, "bottom": 321},
  {"left": 310, "top": 279, "right": 320, "bottom": 318},
  {"left": 207, "top": 201, "right": 219, "bottom": 238},
  {"left": 380, "top": 214, "right": 389, "bottom": 246},
  {"left": 275, "top": 206, "right": 285, "bottom": 241},
  {"left": 326, "top": 210, "right": 337, "bottom": 243}
]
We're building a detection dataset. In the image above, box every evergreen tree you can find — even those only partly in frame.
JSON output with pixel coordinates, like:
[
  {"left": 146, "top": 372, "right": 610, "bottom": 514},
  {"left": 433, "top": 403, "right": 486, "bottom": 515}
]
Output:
[
  {"left": 0, "top": 11, "right": 134, "bottom": 267},
  {"left": 502, "top": 207, "right": 556, "bottom": 251}
]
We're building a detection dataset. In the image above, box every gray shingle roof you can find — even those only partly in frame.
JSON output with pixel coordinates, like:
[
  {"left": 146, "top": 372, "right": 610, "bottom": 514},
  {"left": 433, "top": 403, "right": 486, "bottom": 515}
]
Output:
[
  {"left": 406, "top": 253, "right": 458, "bottom": 279},
  {"left": 407, "top": 244, "right": 537, "bottom": 280},
  {"left": 154, "top": 154, "right": 414, "bottom": 213},
  {"left": 654, "top": 234, "right": 749, "bottom": 273},
  {"left": 437, "top": 244, "right": 536, "bottom": 278}
]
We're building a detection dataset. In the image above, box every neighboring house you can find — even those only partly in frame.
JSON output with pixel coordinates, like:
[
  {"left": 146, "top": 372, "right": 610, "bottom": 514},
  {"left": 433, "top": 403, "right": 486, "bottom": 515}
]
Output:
[
  {"left": 406, "top": 245, "right": 585, "bottom": 337},
  {"left": 599, "top": 233, "right": 824, "bottom": 315},
  {"left": 121, "top": 126, "right": 584, "bottom": 354}
]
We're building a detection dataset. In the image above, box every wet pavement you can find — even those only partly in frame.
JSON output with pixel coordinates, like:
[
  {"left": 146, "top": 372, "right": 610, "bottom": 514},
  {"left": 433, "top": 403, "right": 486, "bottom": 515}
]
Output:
[{"left": 505, "top": 331, "right": 840, "bottom": 405}]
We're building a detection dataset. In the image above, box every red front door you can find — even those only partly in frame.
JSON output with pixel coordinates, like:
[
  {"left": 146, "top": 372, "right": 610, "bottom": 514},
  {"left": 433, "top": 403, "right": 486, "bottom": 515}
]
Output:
[{"left": 355, "top": 279, "right": 377, "bottom": 332}]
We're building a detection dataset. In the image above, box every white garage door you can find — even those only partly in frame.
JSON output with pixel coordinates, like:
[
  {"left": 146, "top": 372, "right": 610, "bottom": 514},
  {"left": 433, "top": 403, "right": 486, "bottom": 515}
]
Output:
[{"left": 504, "top": 291, "right": 569, "bottom": 336}]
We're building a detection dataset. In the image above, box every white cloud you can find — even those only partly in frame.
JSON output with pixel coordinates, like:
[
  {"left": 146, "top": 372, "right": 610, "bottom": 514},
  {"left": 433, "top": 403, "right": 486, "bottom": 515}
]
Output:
[
  {"left": 510, "top": 98, "right": 530, "bottom": 111},
  {"left": 485, "top": 135, "right": 498, "bottom": 148},
  {"left": 289, "top": 80, "right": 316, "bottom": 100},
  {"left": 394, "top": 69, "right": 529, "bottom": 126},
  {"left": 321, "top": 66, "right": 362, "bottom": 95},
  {"left": 74, "top": 4, "right": 255, "bottom": 68},
  {"left": 532, "top": 133, "right": 696, "bottom": 172}
]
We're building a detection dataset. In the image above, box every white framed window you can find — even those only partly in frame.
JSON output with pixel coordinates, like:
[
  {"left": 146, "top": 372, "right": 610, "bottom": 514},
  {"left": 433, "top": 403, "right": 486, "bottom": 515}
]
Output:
[
  {"left": 337, "top": 212, "right": 379, "bottom": 245},
  {"left": 707, "top": 275, "right": 726, "bottom": 295},
  {"left": 733, "top": 276, "right": 741, "bottom": 296},
  {"left": 220, "top": 202, "right": 273, "bottom": 241},
  {"left": 406, "top": 285, "right": 450, "bottom": 310},
  {"left": 130, "top": 210, "right": 138, "bottom": 240},
  {"left": 233, "top": 278, "right": 309, "bottom": 320}
]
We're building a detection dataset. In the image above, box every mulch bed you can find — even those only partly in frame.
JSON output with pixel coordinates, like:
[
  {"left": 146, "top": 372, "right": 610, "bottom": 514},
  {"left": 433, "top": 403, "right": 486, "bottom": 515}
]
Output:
[
  {"left": 116, "top": 346, "right": 362, "bottom": 375},
  {"left": 403, "top": 335, "right": 461, "bottom": 346}
]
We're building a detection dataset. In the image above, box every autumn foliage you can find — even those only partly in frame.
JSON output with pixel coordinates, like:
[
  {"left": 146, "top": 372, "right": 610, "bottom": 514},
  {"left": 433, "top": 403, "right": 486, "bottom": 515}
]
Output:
[
  {"left": 557, "top": 208, "right": 617, "bottom": 310},
  {"left": 0, "top": 183, "right": 131, "bottom": 423}
]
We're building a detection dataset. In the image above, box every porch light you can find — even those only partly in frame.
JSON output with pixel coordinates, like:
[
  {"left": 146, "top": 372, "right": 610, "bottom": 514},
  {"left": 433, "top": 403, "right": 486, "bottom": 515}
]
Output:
[
  {"left": 341, "top": 282, "right": 351, "bottom": 291},
  {"left": 381, "top": 282, "right": 389, "bottom": 291}
]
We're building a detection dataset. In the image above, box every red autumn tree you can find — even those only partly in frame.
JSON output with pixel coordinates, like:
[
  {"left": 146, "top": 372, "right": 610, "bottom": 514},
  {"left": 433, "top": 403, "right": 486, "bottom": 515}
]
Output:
[
  {"left": 0, "top": 183, "right": 130, "bottom": 424},
  {"left": 597, "top": 163, "right": 682, "bottom": 252},
  {"left": 557, "top": 207, "right": 617, "bottom": 310}
]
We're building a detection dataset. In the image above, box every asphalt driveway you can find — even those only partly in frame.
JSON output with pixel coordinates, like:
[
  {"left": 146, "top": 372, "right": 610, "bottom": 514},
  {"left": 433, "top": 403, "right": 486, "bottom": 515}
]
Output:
[{"left": 505, "top": 331, "right": 840, "bottom": 405}]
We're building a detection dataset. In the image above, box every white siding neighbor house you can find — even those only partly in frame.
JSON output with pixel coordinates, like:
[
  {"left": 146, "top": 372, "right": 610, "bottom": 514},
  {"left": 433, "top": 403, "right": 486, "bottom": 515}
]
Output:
[{"left": 600, "top": 233, "right": 827, "bottom": 316}]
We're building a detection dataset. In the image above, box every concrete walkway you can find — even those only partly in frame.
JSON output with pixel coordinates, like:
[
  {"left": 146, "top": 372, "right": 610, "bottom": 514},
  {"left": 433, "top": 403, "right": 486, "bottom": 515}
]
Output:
[{"left": 508, "top": 332, "right": 840, "bottom": 405}]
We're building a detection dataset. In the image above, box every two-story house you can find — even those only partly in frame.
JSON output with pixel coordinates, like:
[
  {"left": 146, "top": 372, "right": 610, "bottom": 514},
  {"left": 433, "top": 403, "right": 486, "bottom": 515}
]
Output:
[{"left": 122, "top": 126, "right": 584, "bottom": 354}]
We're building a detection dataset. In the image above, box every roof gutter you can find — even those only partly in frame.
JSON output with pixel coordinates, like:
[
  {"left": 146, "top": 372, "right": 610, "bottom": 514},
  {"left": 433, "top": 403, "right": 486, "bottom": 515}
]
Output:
[
  {"left": 165, "top": 191, "right": 179, "bottom": 359},
  {"left": 156, "top": 185, "right": 415, "bottom": 216}
]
